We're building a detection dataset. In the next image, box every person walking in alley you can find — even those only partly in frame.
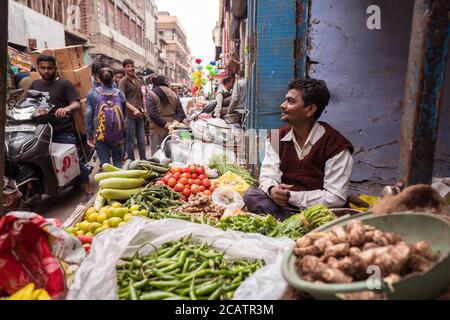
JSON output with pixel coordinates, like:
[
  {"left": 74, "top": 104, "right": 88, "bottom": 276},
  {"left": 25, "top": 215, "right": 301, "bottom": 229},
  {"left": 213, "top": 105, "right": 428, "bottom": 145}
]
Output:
[
  {"left": 29, "top": 54, "right": 92, "bottom": 195},
  {"left": 113, "top": 68, "right": 125, "bottom": 87},
  {"left": 243, "top": 79, "right": 354, "bottom": 221},
  {"left": 119, "top": 59, "right": 147, "bottom": 160},
  {"left": 86, "top": 68, "right": 126, "bottom": 168},
  {"left": 213, "top": 75, "right": 235, "bottom": 119},
  {"left": 147, "top": 74, "right": 187, "bottom": 155}
]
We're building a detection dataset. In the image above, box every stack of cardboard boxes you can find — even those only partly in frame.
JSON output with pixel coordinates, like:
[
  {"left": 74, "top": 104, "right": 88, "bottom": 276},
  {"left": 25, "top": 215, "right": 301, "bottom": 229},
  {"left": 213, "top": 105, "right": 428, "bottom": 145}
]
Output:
[{"left": 30, "top": 46, "right": 91, "bottom": 135}]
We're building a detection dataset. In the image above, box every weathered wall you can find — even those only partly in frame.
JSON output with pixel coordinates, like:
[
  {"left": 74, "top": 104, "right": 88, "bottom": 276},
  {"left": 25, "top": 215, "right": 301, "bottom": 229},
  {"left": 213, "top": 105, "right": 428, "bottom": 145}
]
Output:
[
  {"left": 8, "top": 1, "right": 65, "bottom": 49},
  {"left": 307, "top": 0, "right": 449, "bottom": 191}
]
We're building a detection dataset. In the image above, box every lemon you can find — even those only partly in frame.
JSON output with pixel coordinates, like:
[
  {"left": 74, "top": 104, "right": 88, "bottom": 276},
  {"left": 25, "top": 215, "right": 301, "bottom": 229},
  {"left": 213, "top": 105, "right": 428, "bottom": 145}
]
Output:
[
  {"left": 94, "top": 226, "right": 108, "bottom": 235},
  {"left": 99, "top": 206, "right": 108, "bottom": 214},
  {"left": 131, "top": 210, "right": 140, "bottom": 216},
  {"left": 75, "top": 222, "right": 82, "bottom": 229},
  {"left": 111, "top": 202, "right": 122, "bottom": 208},
  {"left": 87, "top": 212, "right": 99, "bottom": 223},
  {"left": 76, "top": 230, "right": 85, "bottom": 236},
  {"left": 66, "top": 227, "right": 76, "bottom": 235},
  {"left": 106, "top": 207, "right": 115, "bottom": 219},
  {"left": 139, "top": 209, "right": 149, "bottom": 217},
  {"left": 118, "top": 222, "right": 126, "bottom": 227},
  {"left": 123, "top": 213, "right": 133, "bottom": 222},
  {"left": 102, "top": 220, "right": 110, "bottom": 227},
  {"left": 80, "top": 221, "right": 90, "bottom": 233},
  {"left": 129, "top": 205, "right": 141, "bottom": 212},
  {"left": 89, "top": 222, "right": 102, "bottom": 233},
  {"left": 108, "top": 217, "right": 122, "bottom": 228},
  {"left": 96, "top": 212, "right": 107, "bottom": 223},
  {"left": 85, "top": 232, "right": 94, "bottom": 237},
  {"left": 86, "top": 207, "right": 97, "bottom": 215}
]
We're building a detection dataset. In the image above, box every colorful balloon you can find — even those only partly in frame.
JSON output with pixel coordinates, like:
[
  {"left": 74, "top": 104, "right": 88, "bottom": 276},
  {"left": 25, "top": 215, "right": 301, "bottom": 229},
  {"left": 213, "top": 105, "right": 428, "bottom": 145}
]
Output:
[
  {"left": 209, "top": 70, "right": 215, "bottom": 76},
  {"left": 210, "top": 61, "right": 216, "bottom": 66},
  {"left": 196, "top": 64, "right": 203, "bottom": 70},
  {"left": 195, "top": 58, "right": 202, "bottom": 64},
  {"left": 206, "top": 65, "right": 213, "bottom": 70}
]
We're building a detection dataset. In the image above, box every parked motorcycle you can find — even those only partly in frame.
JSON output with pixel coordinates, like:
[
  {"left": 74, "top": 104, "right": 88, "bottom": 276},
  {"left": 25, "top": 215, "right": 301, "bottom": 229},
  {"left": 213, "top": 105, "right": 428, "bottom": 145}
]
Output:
[{"left": 4, "top": 89, "right": 95, "bottom": 210}]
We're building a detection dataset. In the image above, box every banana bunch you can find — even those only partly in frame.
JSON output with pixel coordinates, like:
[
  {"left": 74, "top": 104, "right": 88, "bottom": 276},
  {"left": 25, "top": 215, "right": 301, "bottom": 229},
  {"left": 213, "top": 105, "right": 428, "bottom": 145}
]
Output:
[{"left": 7, "top": 283, "right": 51, "bottom": 300}]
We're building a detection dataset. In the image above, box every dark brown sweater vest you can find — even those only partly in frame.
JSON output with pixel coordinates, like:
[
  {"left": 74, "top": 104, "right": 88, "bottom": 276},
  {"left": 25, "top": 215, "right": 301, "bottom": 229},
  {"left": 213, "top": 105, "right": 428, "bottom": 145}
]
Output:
[{"left": 272, "top": 122, "right": 354, "bottom": 192}]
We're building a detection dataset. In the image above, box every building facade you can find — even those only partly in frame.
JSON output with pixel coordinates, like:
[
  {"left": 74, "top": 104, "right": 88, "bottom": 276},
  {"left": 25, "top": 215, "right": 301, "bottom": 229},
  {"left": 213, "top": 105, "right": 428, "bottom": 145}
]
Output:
[{"left": 157, "top": 12, "right": 192, "bottom": 85}]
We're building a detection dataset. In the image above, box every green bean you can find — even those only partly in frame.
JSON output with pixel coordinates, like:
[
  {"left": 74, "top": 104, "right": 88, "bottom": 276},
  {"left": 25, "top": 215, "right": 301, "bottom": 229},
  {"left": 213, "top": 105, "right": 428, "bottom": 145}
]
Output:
[
  {"left": 140, "top": 291, "right": 176, "bottom": 300},
  {"left": 189, "top": 277, "right": 197, "bottom": 300}
]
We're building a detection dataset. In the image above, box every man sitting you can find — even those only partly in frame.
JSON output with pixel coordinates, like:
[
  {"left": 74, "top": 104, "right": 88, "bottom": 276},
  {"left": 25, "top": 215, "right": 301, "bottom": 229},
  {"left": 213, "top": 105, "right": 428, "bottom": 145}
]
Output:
[{"left": 243, "top": 79, "right": 354, "bottom": 220}]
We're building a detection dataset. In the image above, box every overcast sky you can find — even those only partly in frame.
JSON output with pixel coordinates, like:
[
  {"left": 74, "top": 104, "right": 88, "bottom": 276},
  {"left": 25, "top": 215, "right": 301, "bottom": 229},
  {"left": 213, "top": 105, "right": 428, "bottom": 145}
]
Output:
[{"left": 155, "top": 0, "right": 219, "bottom": 64}]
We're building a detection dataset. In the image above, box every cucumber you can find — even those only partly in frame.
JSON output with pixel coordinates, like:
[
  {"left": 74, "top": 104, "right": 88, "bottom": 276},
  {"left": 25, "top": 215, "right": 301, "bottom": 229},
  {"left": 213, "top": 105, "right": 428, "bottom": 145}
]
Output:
[
  {"left": 94, "top": 170, "right": 149, "bottom": 182},
  {"left": 161, "top": 158, "right": 173, "bottom": 167},
  {"left": 94, "top": 192, "right": 106, "bottom": 211},
  {"left": 100, "top": 188, "right": 141, "bottom": 200},
  {"left": 147, "top": 157, "right": 160, "bottom": 164},
  {"left": 99, "top": 178, "right": 145, "bottom": 190},
  {"left": 102, "top": 163, "right": 122, "bottom": 172},
  {"left": 122, "top": 159, "right": 132, "bottom": 170},
  {"left": 148, "top": 164, "right": 169, "bottom": 173},
  {"left": 129, "top": 160, "right": 140, "bottom": 170}
]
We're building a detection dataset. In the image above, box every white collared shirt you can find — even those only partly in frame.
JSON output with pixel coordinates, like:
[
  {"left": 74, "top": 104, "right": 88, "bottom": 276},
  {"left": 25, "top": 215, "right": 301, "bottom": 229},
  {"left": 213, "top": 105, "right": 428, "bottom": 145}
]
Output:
[{"left": 259, "top": 122, "right": 354, "bottom": 208}]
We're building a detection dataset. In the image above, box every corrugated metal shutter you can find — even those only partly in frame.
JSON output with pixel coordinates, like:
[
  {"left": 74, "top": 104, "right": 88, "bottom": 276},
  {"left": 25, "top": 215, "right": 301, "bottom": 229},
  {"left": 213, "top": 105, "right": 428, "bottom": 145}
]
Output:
[{"left": 254, "top": 0, "right": 297, "bottom": 130}]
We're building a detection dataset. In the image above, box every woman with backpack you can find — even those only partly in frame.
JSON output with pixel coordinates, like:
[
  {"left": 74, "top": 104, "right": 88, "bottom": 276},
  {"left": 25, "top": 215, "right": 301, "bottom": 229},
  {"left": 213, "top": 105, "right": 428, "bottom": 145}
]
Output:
[
  {"left": 86, "top": 68, "right": 127, "bottom": 168},
  {"left": 147, "top": 74, "right": 187, "bottom": 155}
]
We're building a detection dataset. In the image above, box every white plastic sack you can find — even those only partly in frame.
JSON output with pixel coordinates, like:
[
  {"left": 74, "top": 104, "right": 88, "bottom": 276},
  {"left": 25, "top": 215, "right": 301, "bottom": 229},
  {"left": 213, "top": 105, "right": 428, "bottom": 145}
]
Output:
[
  {"left": 212, "top": 186, "right": 245, "bottom": 209},
  {"left": 67, "top": 217, "right": 293, "bottom": 300}
]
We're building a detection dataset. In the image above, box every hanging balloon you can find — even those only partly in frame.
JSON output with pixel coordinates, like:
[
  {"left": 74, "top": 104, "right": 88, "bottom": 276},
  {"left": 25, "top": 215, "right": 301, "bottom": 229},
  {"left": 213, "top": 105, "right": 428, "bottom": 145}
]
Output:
[
  {"left": 196, "top": 64, "right": 203, "bottom": 70},
  {"left": 194, "top": 70, "right": 201, "bottom": 77},
  {"left": 201, "top": 78, "right": 207, "bottom": 85},
  {"left": 214, "top": 68, "right": 219, "bottom": 74},
  {"left": 206, "top": 65, "right": 213, "bottom": 71},
  {"left": 195, "top": 58, "right": 202, "bottom": 64},
  {"left": 209, "top": 70, "right": 215, "bottom": 76},
  {"left": 210, "top": 61, "right": 216, "bottom": 66},
  {"left": 191, "top": 74, "right": 197, "bottom": 80}
]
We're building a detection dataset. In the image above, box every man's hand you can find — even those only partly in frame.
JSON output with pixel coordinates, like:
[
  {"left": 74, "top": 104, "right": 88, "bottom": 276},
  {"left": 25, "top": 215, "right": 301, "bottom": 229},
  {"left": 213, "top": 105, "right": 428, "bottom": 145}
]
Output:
[
  {"left": 55, "top": 107, "right": 70, "bottom": 119},
  {"left": 133, "top": 109, "right": 142, "bottom": 118},
  {"left": 87, "top": 138, "right": 96, "bottom": 148},
  {"left": 270, "top": 184, "right": 293, "bottom": 207}
]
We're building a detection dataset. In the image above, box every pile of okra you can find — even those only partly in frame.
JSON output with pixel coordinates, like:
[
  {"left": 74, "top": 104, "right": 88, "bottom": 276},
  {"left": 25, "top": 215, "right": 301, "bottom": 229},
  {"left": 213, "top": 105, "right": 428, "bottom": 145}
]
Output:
[{"left": 116, "top": 236, "right": 264, "bottom": 300}]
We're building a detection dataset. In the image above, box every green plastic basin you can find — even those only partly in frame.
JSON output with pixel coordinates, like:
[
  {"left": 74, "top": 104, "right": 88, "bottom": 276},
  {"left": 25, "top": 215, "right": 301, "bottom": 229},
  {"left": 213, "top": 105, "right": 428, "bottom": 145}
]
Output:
[{"left": 281, "top": 212, "right": 450, "bottom": 300}]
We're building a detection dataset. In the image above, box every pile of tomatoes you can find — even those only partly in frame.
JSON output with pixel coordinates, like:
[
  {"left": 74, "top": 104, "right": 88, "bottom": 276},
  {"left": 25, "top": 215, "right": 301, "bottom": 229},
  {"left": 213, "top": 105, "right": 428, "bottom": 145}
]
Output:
[{"left": 160, "top": 164, "right": 218, "bottom": 200}]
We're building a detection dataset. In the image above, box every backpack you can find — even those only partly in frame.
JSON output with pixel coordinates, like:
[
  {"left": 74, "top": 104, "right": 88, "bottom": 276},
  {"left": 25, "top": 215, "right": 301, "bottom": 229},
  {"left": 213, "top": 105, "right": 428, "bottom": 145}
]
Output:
[{"left": 94, "top": 87, "right": 125, "bottom": 144}]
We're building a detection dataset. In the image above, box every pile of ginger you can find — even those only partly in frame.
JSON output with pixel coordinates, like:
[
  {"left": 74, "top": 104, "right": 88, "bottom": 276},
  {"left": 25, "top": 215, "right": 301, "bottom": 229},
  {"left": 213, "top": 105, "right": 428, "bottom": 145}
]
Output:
[{"left": 294, "top": 220, "right": 439, "bottom": 284}]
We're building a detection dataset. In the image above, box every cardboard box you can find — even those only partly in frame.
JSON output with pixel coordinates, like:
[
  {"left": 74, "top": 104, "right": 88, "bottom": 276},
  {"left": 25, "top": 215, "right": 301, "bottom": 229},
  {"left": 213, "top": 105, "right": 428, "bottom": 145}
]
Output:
[
  {"left": 60, "top": 65, "right": 92, "bottom": 99},
  {"left": 51, "top": 143, "right": 80, "bottom": 187},
  {"left": 73, "top": 98, "right": 87, "bottom": 135},
  {"left": 53, "top": 46, "right": 84, "bottom": 70},
  {"left": 30, "top": 46, "right": 84, "bottom": 70}
]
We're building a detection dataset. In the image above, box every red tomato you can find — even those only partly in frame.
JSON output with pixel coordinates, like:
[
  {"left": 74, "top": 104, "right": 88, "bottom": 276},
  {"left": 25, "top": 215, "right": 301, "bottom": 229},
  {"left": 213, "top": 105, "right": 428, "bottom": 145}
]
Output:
[
  {"left": 197, "top": 167, "right": 205, "bottom": 175},
  {"left": 203, "top": 190, "right": 212, "bottom": 196},
  {"left": 182, "top": 167, "right": 190, "bottom": 174},
  {"left": 199, "top": 185, "right": 206, "bottom": 192},
  {"left": 155, "top": 180, "right": 165, "bottom": 186},
  {"left": 180, "top": 195, "right": 187, "bottom": 202},
  {"left": 178, "top": 177, "right": 189, "bottom": 185},
  {"left": 162, "top": 176, "right": 170, "bottom": 184},
  {"left": 209, "top": 185, "right": 216, "bottom": 192},
  {"left": 202, "top": 179, "right": 211, "bottom": 188},
  {"left": 173, "top": 172, "right": 181, "bottom": 181},
  {"left": 198, "top": 174, "right": 207, "bottom": 181},
  {"left": 188, "top": 164, "right": 198, "bottom": 174},
  {"left": 188, "top": 178, "right": 196, "bottom": 185},
  {"left": 174, "top": 183, "right": 185, "bottom": 192},
  {"left": 167, "top": 178, "right": 177, "bottom": 188},
  {"left": 194, "top": 179, "right": 202, "bottom": 186},
  {"left": 170, "top": 167, "right": 177, "bottom": 174},
  {"left": 176, "top": 167, "right": 184, "bottom": 174},
  {"left": 191, "top": 173, "right": 198, "bottom": 179},
  {"left": 182, "top": 187, "right": 191, "bottom": 197},
  {"left": 190, "top": 184, "right": 200, "bottom": 194},
  {"left": 181, "top": 173, "right": 191, "bottom": 179}
]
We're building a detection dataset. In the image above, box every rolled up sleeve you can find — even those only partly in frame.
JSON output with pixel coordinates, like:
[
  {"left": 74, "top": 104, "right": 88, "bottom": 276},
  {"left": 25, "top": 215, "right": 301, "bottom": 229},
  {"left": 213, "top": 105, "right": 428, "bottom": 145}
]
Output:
[{"left": 259, "top": 139, "right": 282, "bottom": 196}]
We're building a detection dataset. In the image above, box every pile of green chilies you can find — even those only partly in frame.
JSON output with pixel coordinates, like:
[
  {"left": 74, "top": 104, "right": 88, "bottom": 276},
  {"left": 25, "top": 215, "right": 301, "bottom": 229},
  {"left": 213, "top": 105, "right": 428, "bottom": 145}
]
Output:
[
  {"left": 116, "top": 236, "right": 264, "bottom": 300},
  {"left": 215, "top": 214, "right": 278, "bottom": 236},
  {"left": 124, "top": 185, "right": 183, "bottom": 219}
]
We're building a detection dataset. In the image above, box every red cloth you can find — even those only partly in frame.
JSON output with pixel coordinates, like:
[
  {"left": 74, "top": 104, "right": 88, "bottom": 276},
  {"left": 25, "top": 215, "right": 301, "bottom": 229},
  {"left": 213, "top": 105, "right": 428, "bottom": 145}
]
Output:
[
  {"left": 275, "top": 122, "right": 354, "bottom": 192},
  {"left": 0, "top": 213, "right": 65, "bottom": 299}
]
